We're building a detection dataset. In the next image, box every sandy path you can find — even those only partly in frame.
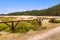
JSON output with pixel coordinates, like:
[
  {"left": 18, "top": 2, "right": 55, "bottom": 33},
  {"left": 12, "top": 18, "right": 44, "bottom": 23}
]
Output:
[{"left": 27, "top": 26, "right": 60, "bottom": 40}]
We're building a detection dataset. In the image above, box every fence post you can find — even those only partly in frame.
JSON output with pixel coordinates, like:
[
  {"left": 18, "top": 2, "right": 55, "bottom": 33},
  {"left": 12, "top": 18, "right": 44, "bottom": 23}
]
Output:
[{"left": 11, "top": 21, "right": 14, "bottom": 31}]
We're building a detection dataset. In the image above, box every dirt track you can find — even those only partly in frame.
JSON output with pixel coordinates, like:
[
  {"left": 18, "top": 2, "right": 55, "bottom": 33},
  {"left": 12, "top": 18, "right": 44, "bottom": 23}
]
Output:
[{"left": 27, "top": 26, "right": 60, "bottom": 40}]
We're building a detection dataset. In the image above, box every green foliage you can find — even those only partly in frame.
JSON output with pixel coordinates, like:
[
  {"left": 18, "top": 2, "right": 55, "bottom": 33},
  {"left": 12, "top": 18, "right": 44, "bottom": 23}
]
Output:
[
  {"left": 12, "top": 21, "right": 39, "bottom": 33},
  {"left": 29, "top": 21, "right": 39, "bottom": 30},
  {"left": 0, "top": 23, "right": 10, "bottom": 31},
  {"left": 49, "top": 19, "right": 60, "bottom": 23},
  {"left": 53, "top": 20, "right": 60, "bottom": 23},
  {"left": 12, "top": 22, "right": 31, "bottom": 33},
  {"left": 0, "top": 21, "right": 40, "bottom": 33},
  {"left": 49, "top": 18, "right": 55, "bottom": 23}
]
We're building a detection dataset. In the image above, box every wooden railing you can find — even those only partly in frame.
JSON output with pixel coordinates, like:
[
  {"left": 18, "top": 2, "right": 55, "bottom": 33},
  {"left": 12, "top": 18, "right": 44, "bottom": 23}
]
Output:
[{"left": 0, "top": 19, "right": 42, "bottom": 30}]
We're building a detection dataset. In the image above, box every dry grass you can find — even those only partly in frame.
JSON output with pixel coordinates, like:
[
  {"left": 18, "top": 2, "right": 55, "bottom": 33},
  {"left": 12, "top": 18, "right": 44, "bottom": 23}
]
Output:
[{"left": 41, "top": 20, "right": 60, "bottom": 28}]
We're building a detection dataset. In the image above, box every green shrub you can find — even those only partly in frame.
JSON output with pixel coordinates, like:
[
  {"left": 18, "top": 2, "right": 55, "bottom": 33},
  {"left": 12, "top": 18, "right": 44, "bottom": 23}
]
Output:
[
  {"left": 49, "top": 18, "right": 55, "bottom": 22},
  {"left": 49, "top": 19, "right": 60, "bottom": 23},
  {"left": 0, "top": 23, "right": 10, "bottom": 31},
  {"left": 29, "top": 21, "right": 39, "bottom": 30},
  {"left": 54, "top": 20, "right": 60, "bottom": 23},
  {"left": 0, "top": 21, "right": 39, "bottom": 33},
  {"left": 12, "top": 21, "right": 39, "bottom": 33},
  {"left": 13, "top": 22, "right": 31, "bottom": 33}
]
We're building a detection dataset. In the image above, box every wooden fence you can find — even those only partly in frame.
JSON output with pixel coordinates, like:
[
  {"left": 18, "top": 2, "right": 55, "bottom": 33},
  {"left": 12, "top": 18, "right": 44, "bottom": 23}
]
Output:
[{"left": 0, "top": 19, "right": 42, "bottom": 30}]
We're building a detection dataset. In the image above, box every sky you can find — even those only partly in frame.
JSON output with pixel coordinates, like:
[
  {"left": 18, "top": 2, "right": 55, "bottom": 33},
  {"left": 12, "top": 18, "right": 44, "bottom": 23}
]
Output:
[{"left": 0, "top": 0, "right": 60, "bottom": 14}]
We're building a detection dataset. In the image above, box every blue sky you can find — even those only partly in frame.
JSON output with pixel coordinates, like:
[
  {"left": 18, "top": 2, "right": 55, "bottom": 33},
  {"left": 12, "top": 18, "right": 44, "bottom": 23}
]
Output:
[{"left": 0, "top": 0, "right": 60, "bottom": 14}]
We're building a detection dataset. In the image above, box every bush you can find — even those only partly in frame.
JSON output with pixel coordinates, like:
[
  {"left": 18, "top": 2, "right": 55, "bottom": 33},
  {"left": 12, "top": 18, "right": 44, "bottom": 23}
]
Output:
[
  {"left": 12, "top": 22, "right": 31, "bottom": 33},
  {"left": 11, "top": 21, "right": 39, "bottom": 33},
  {"left": 29, "top": 21, "right": 39, "bottom": 30},
  {"left": 49, "top": 19, "right": 60, "bottom": 23},
  {"left": 49, "top": 18, "right": 55, "bottom": 22},
  {"left": 54, "top": 20, "right": 60, "bottom": 23},
  {"left": 0, "top": 23, "right": 10, "bottom": 31},
  {"left": 0, "top": 21, "right": 39, "bottom": 33}
]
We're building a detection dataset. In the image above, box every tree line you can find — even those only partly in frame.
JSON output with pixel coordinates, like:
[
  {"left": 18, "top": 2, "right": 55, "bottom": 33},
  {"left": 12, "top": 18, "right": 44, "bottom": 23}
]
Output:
[{"left": 1, "top": 4, "right": 60, "bottom": 16}]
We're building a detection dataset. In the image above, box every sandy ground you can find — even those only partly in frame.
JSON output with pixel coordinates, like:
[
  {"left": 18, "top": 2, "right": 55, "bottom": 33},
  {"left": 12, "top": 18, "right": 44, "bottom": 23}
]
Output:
[
  {"left": 27, "top": 26, "right": 60, "bottom": 40},
  {"left": 41, "top": 32, "right": 60, "bottom": 40},
  {"left": 0, "top": 26, "right": 60, "bottom": 40}
]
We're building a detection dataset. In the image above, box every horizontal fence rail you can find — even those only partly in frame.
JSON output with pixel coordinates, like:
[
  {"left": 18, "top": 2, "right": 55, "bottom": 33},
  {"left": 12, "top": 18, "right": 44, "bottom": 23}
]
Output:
[{"left": 0, "top": 19, "right": 42, "bottom": 31}]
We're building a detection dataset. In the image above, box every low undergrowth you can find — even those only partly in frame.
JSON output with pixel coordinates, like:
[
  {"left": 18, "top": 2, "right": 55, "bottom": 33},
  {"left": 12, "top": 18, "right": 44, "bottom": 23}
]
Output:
[
  {"left": 49, "top": 19, "right": 60, "bottom": 23},
  {"left": 0, "top": 21, "right": 40, "bottom": 33}
]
